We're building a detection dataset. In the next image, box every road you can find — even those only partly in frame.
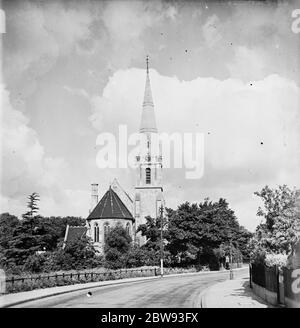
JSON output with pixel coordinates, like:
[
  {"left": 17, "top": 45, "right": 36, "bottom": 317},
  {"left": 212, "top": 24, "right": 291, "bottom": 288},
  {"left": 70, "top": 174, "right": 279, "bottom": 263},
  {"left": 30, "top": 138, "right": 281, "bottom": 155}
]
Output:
[{"left": 12, "top": 268, "right": 248, "bottom": 308}]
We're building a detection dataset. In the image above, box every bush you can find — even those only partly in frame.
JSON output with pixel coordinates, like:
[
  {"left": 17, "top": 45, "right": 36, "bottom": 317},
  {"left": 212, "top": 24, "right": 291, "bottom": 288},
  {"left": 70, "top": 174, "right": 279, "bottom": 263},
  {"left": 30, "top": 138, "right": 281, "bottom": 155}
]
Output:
[
  {"left": 23, "top": 253, "right": 48, "bottom": 273},
  {"left": 265, "top": 253, "right": 288, "bottom": 268}
]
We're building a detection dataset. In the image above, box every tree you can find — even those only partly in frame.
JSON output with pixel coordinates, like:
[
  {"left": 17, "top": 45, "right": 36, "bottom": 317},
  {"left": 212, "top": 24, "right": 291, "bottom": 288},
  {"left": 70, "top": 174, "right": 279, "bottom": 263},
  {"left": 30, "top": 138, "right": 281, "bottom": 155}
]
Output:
[
  {"left": 126, "top": 245, "right": 153, "bottom": 268},
  {"left": 137, "top": 216, "right": 168, "bottom": 250},
  {"left": 249, "top": 185, "right": 300, "bottom": 263},
  {"left": 136, "top": 215, "right": 170, "bottom": 266},
  {"left": 5, "top": 192, "right": 44, "bottom": 266},
  {"left": 47, "top": 236, "right": 100, "bottom": 271},
  {"left": 0, "top": 207, "right": 85, "bottom": 272},
  {"left": 0, "top": 213, "right": 20, "bottom": 270},
  {"left": 166, "top": 199, "right": 251, "bottom": 268},
  {"left": 23, "top": 253, "right": 48, "bottom": 273},
  {"left": 0, "top": 213, "right": 20, "bottom": 250},
  {"left": 104, "top": 223, "right": 132, "bottom": 269},
  {"left": 35, "top": 216, "right": 85, "bottom": 251},
  {"left": 25, "top": 192, "right": 40, "bottom": 218}
]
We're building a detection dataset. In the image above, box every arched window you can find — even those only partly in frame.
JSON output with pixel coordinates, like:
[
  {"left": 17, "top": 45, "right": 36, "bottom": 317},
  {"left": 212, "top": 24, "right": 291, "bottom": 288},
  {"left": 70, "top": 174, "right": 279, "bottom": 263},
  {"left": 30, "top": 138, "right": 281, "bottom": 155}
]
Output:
[
  {"left": 94, "top": 223, "right": 99, "bottom": 242},
  {"left": 126, "top": 222, "right": 130, "bottom": 236},
  {"left": 146, "top": 168, "right": 151, "bottom": 184},
  {"left": 104, "top": 223, "right": 110, "bottom": 240}
]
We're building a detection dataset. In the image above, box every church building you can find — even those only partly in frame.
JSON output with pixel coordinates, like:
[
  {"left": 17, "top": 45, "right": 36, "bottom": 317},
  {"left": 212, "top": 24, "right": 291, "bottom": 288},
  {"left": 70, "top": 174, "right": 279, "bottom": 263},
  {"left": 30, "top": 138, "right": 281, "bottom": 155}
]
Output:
[{"left": 65, "top": 57, "right": 164, "bottom": 253}]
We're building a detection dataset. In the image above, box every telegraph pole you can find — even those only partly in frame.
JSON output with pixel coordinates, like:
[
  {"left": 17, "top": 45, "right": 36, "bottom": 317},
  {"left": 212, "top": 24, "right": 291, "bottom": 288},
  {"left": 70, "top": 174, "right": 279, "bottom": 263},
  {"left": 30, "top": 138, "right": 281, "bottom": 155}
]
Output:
[{"left": 159, "top": 205, "right": 164, "bottom": 278}]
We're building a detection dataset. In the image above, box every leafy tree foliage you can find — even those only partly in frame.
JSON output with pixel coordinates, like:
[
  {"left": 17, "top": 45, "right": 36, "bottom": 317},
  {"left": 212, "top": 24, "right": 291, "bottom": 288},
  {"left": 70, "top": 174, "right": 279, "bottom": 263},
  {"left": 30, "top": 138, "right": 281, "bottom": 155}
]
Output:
[
  {"left": 166, "top": 199, "right": 251, "bottom": 268},
  {"left": 1, "top": 193, "right": 252, "bottom": 273},
  {"left": 255, "top": 185, "right": 299, "bottom": 231},
  {"left": 249, "top": 185, "right": 300, "bottom": 264},
  {"left": 137, "top": 215, "right": 171, "bottom": 266},
  {"left": 25, "top": 192, "right": 40, "bottom": 218},
  {"left": 0, "top": 209, "right": 85, "bottom": 273},
  {"left": 104, "top": 223, "right": 132, "bottom": 269},
  {"left": 22, "top": 236, "right": 101, "bottom": 273},
  {"left": 125, "top": 245, "right": 152, "bottom": 268},
  {"left": 50, "top": 236, "right": 100, "bottom": 271}
]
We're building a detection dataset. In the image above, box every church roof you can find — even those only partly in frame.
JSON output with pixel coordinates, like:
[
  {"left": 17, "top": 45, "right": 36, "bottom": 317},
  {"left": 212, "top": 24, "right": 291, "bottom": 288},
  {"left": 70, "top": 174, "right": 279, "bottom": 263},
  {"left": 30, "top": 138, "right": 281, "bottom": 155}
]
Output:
[
  {"left": 87, "top": 187, "right": 134, "bottom": 221},
  {"left": 63, "top": 225, "right": 87, "bottom": 248},
  {"left": 110, "top": 178, "right": 133, "bottom": 214},
  {"left": 140, "top": 56, "right": 158, "bottom": 134},
  {"left": 111, "top": 178, "right": 133, "bottom": 203}
]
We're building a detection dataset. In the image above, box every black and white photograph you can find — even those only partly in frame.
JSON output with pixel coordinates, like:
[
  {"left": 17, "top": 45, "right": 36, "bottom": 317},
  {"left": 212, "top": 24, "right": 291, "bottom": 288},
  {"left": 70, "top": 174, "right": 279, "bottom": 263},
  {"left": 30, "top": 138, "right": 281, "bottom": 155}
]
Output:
[{"left": 0, "top": 0, "right": 300, "bottom": 316}]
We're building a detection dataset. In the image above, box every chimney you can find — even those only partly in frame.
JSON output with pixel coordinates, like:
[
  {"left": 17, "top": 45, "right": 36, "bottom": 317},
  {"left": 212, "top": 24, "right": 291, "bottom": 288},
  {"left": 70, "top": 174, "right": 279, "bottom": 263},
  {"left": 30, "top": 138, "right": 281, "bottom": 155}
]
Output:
[{"left": 90, "top": 183, "right": 99, "bottom": 213}]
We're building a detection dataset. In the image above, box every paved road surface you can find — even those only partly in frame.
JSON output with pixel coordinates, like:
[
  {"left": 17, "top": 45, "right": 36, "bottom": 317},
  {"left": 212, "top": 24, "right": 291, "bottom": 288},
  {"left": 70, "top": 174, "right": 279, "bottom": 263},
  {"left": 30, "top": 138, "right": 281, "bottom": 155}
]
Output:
[{"left": 12, "top": 268, "right": 248, "bottom": 308}]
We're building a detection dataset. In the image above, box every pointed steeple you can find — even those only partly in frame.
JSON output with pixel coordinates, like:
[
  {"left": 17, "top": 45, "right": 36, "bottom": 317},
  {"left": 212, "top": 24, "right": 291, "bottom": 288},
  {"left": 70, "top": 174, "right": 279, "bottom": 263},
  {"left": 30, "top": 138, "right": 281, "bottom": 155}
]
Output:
[{"left": 140, "top": 55, "right": 158, "bottom": 133}]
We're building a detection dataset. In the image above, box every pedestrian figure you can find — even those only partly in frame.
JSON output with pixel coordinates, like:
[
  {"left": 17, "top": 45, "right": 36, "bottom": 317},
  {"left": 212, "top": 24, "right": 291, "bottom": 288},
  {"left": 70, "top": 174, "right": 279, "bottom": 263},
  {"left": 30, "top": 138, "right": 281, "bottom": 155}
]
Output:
[{"left": 225, "top": 256, "right": 230, "bottom": 270}]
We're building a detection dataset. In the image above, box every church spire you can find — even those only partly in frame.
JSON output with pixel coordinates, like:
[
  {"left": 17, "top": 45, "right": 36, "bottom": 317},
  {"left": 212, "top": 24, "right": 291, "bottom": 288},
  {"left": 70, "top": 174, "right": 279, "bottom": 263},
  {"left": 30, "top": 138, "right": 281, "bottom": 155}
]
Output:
[{"left": 140, "top": 55, "right": 157, "bottom": 133}]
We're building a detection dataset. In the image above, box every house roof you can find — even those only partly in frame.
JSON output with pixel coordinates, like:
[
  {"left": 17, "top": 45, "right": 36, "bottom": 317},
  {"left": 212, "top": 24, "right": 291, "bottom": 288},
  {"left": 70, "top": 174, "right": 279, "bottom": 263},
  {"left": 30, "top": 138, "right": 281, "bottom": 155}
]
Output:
[
  {"left": 63, "top": 225, "right": 87, "bottom": 247},
  {"left": 87, "top": 187, "right": 134, "bottom": 221}
]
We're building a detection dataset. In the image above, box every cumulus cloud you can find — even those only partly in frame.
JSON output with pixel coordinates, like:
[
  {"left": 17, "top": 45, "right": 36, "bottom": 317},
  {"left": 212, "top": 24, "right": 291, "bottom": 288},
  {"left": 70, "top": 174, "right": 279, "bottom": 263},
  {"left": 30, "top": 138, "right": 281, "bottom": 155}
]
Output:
[
  {"left": 227, "top": 46, "right": 266, "bottom": 81},
  {"left": 88, "top": 68, "right": 300, "bottom": 229},
  {"left": 2, "top": 0, "right": 300, "bottom": 231},
  {"left": 202, "top": 14, "right": 221, "bottom": 48},
  {"left": 3, "top": 0, "right": 94, "bottom": 109},
  {"left": 0, "top": 84, "right": 89, "bottom": 217}
]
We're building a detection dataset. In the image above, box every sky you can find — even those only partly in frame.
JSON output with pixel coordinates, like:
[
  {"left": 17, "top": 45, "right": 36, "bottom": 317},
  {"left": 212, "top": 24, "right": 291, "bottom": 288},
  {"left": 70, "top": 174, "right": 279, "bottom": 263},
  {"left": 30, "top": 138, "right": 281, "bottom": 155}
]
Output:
[{"left": 1, "top": 0, "right": 300, "bottom": 231}]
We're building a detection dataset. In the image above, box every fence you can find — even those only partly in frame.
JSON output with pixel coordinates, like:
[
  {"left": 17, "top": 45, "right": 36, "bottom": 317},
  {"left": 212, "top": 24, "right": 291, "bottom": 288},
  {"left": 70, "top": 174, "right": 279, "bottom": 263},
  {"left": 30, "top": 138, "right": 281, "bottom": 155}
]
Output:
[
  {"left": 250, "top": 263, "right": 300, "bottom": 308},
  {"left": 2, "top": 266, "right": 198, "bottom": 295}
]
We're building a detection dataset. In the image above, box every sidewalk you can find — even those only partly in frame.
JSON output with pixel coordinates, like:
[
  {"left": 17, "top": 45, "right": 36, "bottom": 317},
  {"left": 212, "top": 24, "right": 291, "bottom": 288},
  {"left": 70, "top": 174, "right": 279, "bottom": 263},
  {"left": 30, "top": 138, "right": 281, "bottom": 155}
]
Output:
[{"left": 201, "top": 276, "right": 275, "bottom": 308}]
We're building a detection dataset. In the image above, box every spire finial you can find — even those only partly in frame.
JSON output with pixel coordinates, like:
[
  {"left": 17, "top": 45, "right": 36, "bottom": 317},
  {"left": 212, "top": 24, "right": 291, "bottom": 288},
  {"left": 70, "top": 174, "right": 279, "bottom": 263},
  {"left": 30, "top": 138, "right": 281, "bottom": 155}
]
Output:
[{"left": 146, "top": 55, "right": 149, "bottom": 74}]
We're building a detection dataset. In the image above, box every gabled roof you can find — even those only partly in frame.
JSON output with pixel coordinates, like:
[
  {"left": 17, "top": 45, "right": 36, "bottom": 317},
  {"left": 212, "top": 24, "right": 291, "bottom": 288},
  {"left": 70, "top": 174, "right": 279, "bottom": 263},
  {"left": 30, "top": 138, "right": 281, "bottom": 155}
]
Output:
[
  {"left": 87, "top": 187, "right": 134, "bottom": 221},
  {"left": 63, "top": 225, "right": 87, "bottom": 248},
  {"left": 111, "top": 178, "right": 133, "bottom": 214}
]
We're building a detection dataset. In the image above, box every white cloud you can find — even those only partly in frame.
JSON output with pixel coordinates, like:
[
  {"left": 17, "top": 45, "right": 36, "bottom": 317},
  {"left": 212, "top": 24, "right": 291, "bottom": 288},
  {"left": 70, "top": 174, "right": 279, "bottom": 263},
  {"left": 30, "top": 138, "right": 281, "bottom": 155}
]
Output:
[
  {"left": 63, "top": 85, "right": 89, "bottom": 99},
  {"left": 165, "top": 5, "right": 178, "bottom": 21},
  {"left": 2, "top": 0, "right": 300, "bottom": 231},
  {"left": 0, "top": 84, "right": 89, "bottom": 218},
  {"left": 227, "top": 46, "right": 266, "bottom": 81},
  {"left": 88, "top": 68, "right": 300, "bottom": 229},
  {"left": 202, "top": 14, "right": 221, "bottom": 48},
  {"left": 4, "top": 0, "right": 94, "bottom": 105}
]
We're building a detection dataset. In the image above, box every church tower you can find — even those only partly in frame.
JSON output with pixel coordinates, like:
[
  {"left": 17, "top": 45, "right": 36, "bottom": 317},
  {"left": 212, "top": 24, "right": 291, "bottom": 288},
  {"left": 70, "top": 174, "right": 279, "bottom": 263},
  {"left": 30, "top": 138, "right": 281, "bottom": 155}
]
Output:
[{"left": 134, "top": 56, "right": 164, "bottom": 245}]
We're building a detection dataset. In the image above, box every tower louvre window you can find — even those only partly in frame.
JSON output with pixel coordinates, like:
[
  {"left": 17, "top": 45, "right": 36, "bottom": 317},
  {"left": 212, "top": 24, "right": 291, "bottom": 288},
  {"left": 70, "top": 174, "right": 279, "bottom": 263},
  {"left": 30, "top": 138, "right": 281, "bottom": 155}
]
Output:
[{"left": 146, "top": 168, "right": 151, "bottom": 184}]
